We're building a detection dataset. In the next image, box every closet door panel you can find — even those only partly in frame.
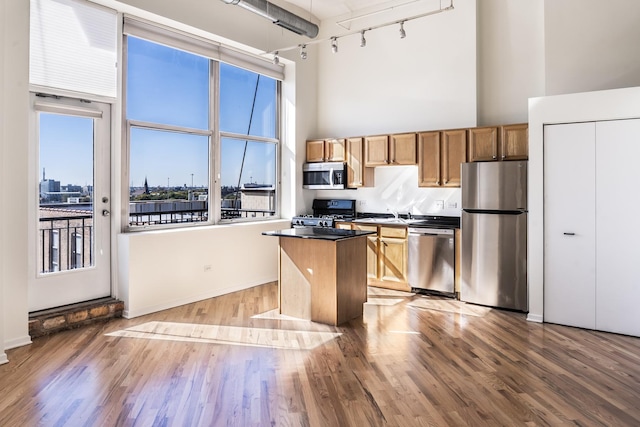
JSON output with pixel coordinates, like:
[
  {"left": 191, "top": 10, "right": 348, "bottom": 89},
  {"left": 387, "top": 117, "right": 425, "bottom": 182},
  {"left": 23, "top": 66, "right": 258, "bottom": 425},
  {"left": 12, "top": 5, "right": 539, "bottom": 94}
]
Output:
[
  {"left": 543, "top": 122, "right": 596, "bottom": 329},
  {"left": 595, "top": 119, "right": 640, "bottom": 336}
]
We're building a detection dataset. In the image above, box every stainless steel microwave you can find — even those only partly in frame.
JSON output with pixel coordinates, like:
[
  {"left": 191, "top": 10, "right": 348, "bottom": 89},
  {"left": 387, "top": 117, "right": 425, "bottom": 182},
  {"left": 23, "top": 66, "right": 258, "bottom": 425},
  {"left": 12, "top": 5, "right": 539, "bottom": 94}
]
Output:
[{"left": 302, "top": 162, "right": 346, "bottom": 189}]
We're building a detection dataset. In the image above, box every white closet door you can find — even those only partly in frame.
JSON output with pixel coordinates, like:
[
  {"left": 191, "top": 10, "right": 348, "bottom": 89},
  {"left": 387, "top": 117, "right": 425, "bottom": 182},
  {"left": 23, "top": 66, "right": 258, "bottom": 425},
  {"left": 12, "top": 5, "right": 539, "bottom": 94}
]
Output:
[
  {"left": 595, "top": 119, "right": 640, "bottom": 336},
  {"left": 544, "top": 122, "right": 596, "bottom": 329}
]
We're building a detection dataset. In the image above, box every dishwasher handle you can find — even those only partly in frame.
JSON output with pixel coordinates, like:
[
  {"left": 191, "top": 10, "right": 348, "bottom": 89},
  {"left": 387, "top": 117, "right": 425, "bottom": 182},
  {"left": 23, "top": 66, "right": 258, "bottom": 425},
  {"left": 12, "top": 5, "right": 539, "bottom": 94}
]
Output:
[{"left": 408, "top": 227, "right": 454, "bottom": 236}]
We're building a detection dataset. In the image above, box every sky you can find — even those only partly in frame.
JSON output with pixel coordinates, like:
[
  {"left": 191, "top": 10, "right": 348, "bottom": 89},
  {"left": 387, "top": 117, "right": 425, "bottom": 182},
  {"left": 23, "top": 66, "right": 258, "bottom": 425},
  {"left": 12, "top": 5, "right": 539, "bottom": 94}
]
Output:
[
  {"left": 39, "top": 36, "right": 277, "bottom": 190},
  {"left": 40, "top": 114, "right": 94, "bottom": 187}
]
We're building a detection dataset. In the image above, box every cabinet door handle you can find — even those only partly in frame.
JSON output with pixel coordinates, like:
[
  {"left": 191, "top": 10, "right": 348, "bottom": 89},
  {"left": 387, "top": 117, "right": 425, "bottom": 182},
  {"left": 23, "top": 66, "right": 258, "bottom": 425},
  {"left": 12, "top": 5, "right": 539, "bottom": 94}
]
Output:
[{"left": 563, "top": 232, "right": 575, "bottom": 236}]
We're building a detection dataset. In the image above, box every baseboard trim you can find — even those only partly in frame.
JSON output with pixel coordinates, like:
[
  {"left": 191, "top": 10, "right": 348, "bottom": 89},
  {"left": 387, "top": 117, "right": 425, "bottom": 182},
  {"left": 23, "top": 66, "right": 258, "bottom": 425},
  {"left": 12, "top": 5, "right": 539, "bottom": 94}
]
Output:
[
  {"left": 5, "top": 335, "right": 32, "bottom": 350},
  {"left": 123, "top": 280, "right": 275, "bottom": 319},
  {"left": 0, "top": 352, "right": 8, "bottom": 365},
  {"left": 527, "top": 313, "right": 543, "bottom": 323}
]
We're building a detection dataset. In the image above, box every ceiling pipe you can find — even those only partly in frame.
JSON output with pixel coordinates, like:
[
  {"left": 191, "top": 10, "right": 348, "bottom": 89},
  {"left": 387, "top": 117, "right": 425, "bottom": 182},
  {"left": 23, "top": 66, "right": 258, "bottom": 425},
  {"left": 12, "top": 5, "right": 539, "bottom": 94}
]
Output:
[{"left": 220, "top": 0, "right": 319, "bottom": 38}]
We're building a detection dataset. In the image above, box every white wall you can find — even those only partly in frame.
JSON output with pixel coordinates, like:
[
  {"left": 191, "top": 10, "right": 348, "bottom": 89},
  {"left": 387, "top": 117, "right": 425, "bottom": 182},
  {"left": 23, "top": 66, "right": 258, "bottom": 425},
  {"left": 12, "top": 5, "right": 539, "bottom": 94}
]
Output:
[
  {"left": 1, "top": 0, "right": 31, "bottom": 354},
  {"left": 477, "top": 0, "right": 545, "bottom": 126},
  {"left": 528, "top": 86, "right": 640, "bottom": 322},
  {"left": 0, "top": 0, "right": 6, "bottom": 364},
  {"left": 544, "top": 0, "right": 640, "bottom": 96},
  {"left": 316, "top": 0, "right": 477, "bottom": 137},
  {"left": 118, "top": 220, "right": 289, "bottom": 318}
]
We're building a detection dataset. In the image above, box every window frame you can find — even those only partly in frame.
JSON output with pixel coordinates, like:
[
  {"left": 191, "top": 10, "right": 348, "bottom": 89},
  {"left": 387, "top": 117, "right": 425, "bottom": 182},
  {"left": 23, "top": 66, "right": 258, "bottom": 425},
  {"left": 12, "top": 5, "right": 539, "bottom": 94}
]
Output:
[{"left": 122, "top": 24, "right": 282, "bottom": 232}]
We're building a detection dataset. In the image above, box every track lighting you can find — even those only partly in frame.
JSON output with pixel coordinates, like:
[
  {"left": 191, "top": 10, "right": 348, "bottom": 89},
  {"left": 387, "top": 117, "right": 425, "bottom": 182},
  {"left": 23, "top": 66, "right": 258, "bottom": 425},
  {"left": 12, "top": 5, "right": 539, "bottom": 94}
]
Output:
[
  {"left": 331, "top": 37, "right": 338, "bottom": 54},
  {"left": 265, "top": 1, "right": 454, "bottom": 60}
]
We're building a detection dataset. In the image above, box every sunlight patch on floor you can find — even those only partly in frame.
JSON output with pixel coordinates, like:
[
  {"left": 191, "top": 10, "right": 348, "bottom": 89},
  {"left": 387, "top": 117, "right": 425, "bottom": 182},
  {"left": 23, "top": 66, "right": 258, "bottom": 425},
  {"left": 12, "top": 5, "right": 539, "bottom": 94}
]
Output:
[
  {"left": 365, "top": 297, "right": 405, "bottom": 306},
  {"left": 251, "top": 309, "right": 309, "bottom": 322},
  {"left": 408, "top": 298, "right": 492, "bottom": 317},
  {"left": 105, "top": 321, "right": 341, "bottom": 350}
]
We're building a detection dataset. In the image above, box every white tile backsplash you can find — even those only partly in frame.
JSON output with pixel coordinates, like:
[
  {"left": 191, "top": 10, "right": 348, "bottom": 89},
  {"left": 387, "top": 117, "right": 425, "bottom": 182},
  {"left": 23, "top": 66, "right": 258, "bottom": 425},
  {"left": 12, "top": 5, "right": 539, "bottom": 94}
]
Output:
[{"left": 315, "top": 165, "right": 462, "bottom": 217}]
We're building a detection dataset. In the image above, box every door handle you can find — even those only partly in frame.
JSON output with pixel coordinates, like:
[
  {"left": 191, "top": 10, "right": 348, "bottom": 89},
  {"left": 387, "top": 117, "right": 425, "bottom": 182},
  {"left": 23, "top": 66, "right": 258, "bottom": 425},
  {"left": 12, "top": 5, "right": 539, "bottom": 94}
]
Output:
[
  {"left": 563, "top": 232, "right": 575, "bottom": 236},
  {"left": 102, "top": 209, "right": 110, "bottom": 217}
]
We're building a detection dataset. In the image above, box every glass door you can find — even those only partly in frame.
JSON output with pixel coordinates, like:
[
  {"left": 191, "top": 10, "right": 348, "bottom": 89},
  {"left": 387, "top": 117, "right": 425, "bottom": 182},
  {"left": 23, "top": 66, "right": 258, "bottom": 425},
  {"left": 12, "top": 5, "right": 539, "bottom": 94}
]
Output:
[{"left": 29, "top": 95, "right": 111, "bottom": 312}]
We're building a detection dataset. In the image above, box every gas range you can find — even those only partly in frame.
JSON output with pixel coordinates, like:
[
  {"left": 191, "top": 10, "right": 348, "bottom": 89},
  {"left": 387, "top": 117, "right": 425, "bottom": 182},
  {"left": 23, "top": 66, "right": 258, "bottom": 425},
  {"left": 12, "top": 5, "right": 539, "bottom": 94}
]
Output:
[
  {"left": 291, "top": 214, "right": 354, "bottom": 228},
  {"left": 291, "top": 199, "right": 356, "bottom": 228}
]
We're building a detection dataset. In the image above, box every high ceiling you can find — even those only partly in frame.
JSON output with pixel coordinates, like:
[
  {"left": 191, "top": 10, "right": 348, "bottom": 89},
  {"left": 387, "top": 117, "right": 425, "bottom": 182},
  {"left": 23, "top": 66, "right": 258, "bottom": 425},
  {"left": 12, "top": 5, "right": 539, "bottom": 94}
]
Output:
[{"left": 281, "top": 0, "right": 437, "bottom": 22}]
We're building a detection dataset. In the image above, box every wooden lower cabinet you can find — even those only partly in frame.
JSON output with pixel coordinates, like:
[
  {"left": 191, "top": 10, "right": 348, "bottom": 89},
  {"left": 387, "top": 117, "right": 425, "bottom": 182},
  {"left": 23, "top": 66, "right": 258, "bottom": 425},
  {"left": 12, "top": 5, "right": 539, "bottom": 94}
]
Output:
[
  {"left": 352, "top": 223, "right": 410, "bottom": 291},
  {"left": 379, "top": 237, "right": 408, "bottom": 286},
  {"left": 352, "top": 224, "right": 378, "bottom": 281}
]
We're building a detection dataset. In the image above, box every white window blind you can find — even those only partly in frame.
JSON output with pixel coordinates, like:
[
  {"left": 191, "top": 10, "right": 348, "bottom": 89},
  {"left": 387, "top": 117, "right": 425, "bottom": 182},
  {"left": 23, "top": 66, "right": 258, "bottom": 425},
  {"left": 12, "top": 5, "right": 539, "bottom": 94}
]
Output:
[{"left": 30, "top": 0, "right": 117, "bottom": 98}]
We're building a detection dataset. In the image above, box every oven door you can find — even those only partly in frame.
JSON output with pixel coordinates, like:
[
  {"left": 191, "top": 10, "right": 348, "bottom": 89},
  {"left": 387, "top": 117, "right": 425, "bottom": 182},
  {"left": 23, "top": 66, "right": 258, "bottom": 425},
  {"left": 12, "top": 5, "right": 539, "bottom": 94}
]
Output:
[{"left": 303, "top": 162, "right": 346, "bottom": 189}]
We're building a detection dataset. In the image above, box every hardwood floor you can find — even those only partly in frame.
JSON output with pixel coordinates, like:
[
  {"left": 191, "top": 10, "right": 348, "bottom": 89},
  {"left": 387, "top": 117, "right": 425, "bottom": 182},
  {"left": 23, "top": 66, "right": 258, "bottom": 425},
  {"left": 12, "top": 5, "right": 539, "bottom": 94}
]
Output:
[{"left": 2, "top": 283, "right": 640, "bottom": 426}]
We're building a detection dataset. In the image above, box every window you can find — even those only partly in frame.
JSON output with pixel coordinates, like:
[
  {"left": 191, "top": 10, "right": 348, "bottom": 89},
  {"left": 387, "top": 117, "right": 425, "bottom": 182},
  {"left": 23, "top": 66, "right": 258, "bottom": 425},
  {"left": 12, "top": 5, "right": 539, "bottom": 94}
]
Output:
[
  {"left": 124, "top": 27, "right": 281, "bottom": 229},
  {"left": 126, "top": 36, "right": 211, "bottom": 227},
  {"left": 219, "top": 63, "right": 278, "bottom": 220}
]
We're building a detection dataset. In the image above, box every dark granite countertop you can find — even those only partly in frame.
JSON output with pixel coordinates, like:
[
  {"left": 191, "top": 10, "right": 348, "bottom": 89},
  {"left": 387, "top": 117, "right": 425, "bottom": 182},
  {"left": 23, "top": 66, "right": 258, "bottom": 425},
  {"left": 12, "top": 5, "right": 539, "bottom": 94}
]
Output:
[
  {"left": 347, "top": 214, "right": 461, "bottom": 229},
  {"left": 262, "top": 228, "right": 375, "bottom": 241}
]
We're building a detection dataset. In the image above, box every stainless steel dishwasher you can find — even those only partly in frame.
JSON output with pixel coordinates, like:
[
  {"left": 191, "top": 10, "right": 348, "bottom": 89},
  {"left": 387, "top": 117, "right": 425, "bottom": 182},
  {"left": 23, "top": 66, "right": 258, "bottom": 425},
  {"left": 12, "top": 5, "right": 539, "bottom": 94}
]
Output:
[{"left": 407, "top": 227, "right": 455, "bottom": 295}]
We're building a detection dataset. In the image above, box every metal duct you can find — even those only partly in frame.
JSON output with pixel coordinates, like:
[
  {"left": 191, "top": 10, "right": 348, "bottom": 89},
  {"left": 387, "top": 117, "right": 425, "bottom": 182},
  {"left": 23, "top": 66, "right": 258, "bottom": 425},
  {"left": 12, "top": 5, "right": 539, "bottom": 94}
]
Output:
[{"left": 221, "top": 0, "right": 319, "bottom": 38}]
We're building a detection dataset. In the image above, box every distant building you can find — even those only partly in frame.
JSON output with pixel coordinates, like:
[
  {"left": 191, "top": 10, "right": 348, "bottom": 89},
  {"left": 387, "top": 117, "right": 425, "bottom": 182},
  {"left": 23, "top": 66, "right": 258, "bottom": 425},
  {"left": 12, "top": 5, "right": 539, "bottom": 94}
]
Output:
[
  {"left": 240, "top": 183, "right": 275, "bottom": 217},
  {"left": 40, "top": 179, "right": 61, "bottom": 202}
]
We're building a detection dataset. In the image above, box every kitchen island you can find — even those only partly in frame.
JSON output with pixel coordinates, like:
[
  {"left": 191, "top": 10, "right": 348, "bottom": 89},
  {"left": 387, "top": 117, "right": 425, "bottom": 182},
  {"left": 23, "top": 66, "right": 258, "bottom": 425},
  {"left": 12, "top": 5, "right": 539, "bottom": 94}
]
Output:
[{"left": 262, "top": 227, "right": 374, "bottom": 326}]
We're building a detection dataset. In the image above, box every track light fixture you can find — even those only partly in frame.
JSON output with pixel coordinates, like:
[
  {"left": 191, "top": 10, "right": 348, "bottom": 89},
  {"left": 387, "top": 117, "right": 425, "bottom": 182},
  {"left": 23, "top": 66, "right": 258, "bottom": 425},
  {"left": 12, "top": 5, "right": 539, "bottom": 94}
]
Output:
[
  {"left": 264, "top": 0, "right": 455, "bottom": 61},
  {"left": 331, "top": 37, "right": 338, "bottom": 54}
]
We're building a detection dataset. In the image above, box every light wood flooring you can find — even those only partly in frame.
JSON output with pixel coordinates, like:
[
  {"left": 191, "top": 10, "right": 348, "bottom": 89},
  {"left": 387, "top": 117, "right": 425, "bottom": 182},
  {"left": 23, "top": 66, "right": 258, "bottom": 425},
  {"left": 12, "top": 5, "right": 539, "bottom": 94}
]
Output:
[{"left": 2, "top": 282, "right": 640, "bottom": 426}]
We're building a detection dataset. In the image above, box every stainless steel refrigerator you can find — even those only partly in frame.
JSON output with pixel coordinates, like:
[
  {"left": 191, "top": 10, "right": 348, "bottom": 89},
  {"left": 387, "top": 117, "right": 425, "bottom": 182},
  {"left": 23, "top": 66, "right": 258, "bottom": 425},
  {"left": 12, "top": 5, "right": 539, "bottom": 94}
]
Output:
[{"left": 460, "top": 161, "right": 527, "bottom": 311}]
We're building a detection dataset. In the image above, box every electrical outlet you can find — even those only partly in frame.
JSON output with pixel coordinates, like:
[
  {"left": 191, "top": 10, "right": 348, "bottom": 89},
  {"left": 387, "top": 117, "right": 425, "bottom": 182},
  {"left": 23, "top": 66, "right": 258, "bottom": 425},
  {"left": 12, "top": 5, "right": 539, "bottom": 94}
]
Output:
[
  {"left": 358, "top": 200, "right": 367, "bottom": 207},
  {"left": 447, "top": 201, "right": 458, "bottom": 209},
  {"left": 436, "top": 200, "right": 444, "bottom": 210},
  {"left": 203, "top": 265, "right": 212, "bottom": 272}
]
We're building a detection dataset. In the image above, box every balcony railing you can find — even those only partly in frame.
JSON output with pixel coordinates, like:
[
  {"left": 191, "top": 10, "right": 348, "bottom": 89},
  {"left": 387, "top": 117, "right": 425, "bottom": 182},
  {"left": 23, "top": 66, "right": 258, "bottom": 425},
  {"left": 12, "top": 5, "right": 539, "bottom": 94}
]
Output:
[{"left": 39, "top": 214, "right": 93, "bottom": 274}]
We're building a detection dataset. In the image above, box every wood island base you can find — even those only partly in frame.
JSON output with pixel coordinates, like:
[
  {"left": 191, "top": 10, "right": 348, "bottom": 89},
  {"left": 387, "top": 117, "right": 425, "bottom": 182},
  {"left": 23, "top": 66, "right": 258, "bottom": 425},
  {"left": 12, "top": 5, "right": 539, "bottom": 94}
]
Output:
[{"left": 278, "top": 235, "right": 368, "bottom": 326}]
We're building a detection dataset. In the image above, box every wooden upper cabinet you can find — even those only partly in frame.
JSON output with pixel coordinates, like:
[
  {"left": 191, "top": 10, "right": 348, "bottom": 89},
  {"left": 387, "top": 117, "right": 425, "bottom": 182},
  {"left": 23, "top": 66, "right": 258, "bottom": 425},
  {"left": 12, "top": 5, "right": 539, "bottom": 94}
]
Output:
[
  {"left": 389, "top": 133, "right": 417, "bottom": 165},
  {"left": 500, "top": 123, "right": 528, "bottom": 160},
  {"left": 441, "top": 129, "right": 467, "bottom": 187},
  {"left": 467, "top": 126, "right": 499, "bottom": 162},
  {"left": 467, "top": 124, "right": 528, "bottom": 162},
  {"left": 364, "top": 133, "right": 416, "bottom": 166},
  {"left": 346, "top": 137, "right": 374, "bottom": 188},
  {"left": 364, "top": 135, "right": 390, "bottom": 166},
  {"left": 306, "top": 140, "right": 326, "bottom": 162},
  {"left": 417, "top": 131, "right": 441, "bottom": 187},
  {"left": 418, "top": 129, "right": 466, "bottom": 187},
  {"left": 325, "top": 138, "right": 346, "bottom": 162},
  {"left": 305, "top": 138, "right": 346, "bottom": 162}
]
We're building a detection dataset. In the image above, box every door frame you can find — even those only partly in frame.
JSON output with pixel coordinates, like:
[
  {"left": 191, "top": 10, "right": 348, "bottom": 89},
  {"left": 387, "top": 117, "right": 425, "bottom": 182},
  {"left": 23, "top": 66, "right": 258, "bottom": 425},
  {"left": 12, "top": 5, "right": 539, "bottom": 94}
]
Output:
[{"left": 27, "top": 93, "right": 113, "bottom": 312}]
